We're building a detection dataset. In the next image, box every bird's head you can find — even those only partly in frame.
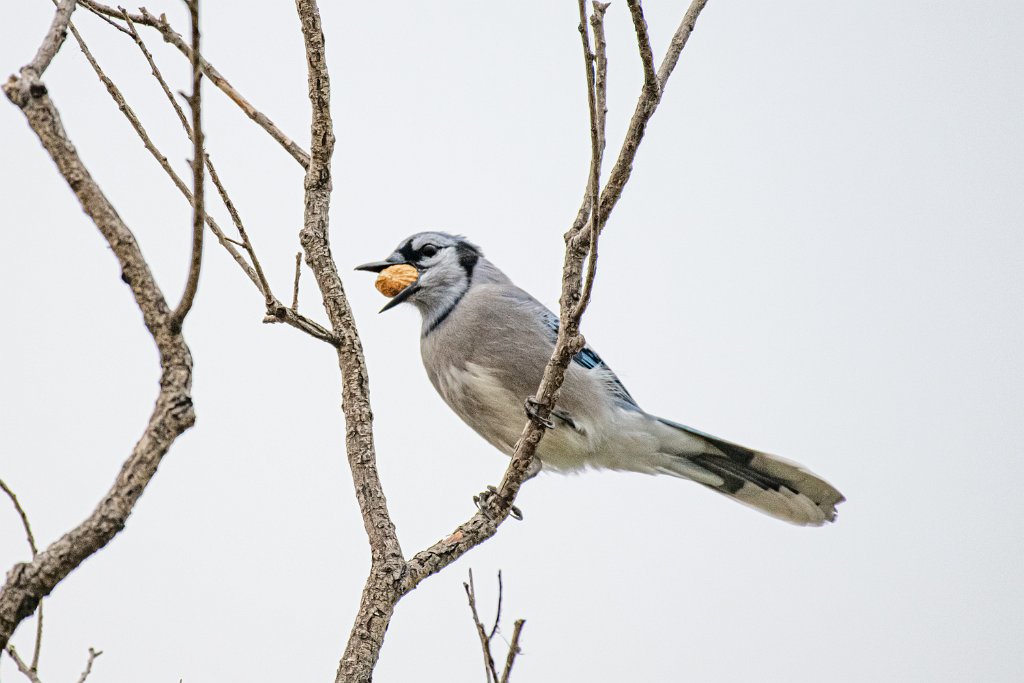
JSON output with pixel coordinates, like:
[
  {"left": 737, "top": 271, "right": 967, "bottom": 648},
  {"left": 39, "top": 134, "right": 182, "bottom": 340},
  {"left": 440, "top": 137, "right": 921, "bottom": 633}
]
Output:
[{"left": 356, "top": 232, "right": 483, "bottom": 318}]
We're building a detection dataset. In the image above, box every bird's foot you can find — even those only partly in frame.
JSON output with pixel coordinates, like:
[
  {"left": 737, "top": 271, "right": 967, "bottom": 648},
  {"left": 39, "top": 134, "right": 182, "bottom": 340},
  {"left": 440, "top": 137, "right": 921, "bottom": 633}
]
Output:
[
  {"left": 524, "top": 398, "right": 555, "bottom": 430},
  {"left": 473, "top": 485, "right": 523, "bottom": 522}
]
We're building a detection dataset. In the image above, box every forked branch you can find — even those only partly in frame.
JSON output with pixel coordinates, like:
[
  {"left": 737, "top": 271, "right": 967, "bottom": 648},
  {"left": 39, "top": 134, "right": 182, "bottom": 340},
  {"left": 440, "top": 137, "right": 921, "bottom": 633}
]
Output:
[
  {"left": 4, "top": 1, "right": 711, "bottom": 679},
  {"left": 80, "top": 0, "right": 311, "bottom": 168},
  {"left": 0, "top": 480, "right": 43, "bottom": 672},
  {"left": 464, "top": 570, "right": 526, "bottom": 683},
  {"left": 0, "top": 0, "right": 196, "bottom": 651},
  {"left": 70, "top": 9, "right": 336, "bottom": 344}
]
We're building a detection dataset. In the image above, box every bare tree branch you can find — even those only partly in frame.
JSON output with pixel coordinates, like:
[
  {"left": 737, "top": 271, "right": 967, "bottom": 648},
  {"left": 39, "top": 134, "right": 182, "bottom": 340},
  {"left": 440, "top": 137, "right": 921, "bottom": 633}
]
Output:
[
  {"left": 464, "top": 570, "right": 525, "bottom": 683},
  {"left": 80, "top": 0, "right": 311, "bottom": 169},
  {"left": 4, "top": 645, "right": 42, "bottom": 683},
  {"left": 204, "top": 159, "right": 274, "bottom": 307},
  {"left": 591, "top": 2, "right": 610, "bottom": 153},
  {"left": 120, "top": 10, "right": 189, "bottom": 132},
  {"left": 25, "top": 0, "right": 77, "bottom": 77},
  {"left": 65, "top": 15, "right": 260, "bottom": 290},
  {"left": 75, "top": 647, "right": 102, "bottom": 683},
  {"left": 7, "top": 643, "right": 103, "bottom": 683},
  {"left": 79, "top": 1, "right": 131, "bottom": 35},
  {"left": 0, "top": 1, "right": 196, "bottom": 649},
  {"left": 626, "top": 0, "right": 659, "bottom": 98},
  {"left": 598, "top": 0, "right": 709, "bottom": 220},
  {"left": 488, "top": 570, "right": 503, "bottom": 640},
  {"left": 464, "top": 571, "right": 500, "bottom": 683},
  {"left": 657, "top": 0, "right": 711, "bottom": 87},
  {"left": 0, "top": 480, "right": 43, "bottom": 671},
  {"left": 288, "top": 3, "right": 404, "bottom": 680},
  {"left": 112, "top": 12, "right": 274, "bottom": 306},
  {"left": 67, "top": 12, "right": 337, "bottom": 345},
  {"left": 573, "top": 0, "right": 608, "bottom": 320},
  {"left": 404, "top": 0, "right": 600, "bottom": 591},
  {"left": 499, "top": 620, "right": 525, "bottom": 683},
  {"left": 169, "top": 0, "right": 205, "bottom": 330},
  {"left": 402, "top": 0, "right": 711, "bottom": 596},
  {"left": 0, "top": 480, "right": 38, "bottom": 558},
  {"left": 2, "top": 0, "right": 709, "bottom": 674},
  {"left": 292, "top": 252, "right": 302, "bottom": 312}
]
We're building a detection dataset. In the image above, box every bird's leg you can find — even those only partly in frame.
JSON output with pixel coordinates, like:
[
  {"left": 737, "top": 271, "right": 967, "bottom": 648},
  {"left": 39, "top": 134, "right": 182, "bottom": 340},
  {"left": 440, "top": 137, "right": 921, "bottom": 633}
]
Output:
[
  {"left": 473, "top": 485, "right": 524, "bottom": 521},
  {"left": 524, "top": 397, "right": 555, "bottom": 429}
]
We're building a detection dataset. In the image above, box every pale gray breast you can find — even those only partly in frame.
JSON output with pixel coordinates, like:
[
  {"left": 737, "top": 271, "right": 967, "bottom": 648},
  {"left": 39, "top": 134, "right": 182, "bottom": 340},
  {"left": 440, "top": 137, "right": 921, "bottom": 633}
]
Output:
[
  {"left": 421, "top": 285, "right": 553, "bottom": 392},
  {"left": 419, "top": 283, "right": 627, "bottom": 456}
]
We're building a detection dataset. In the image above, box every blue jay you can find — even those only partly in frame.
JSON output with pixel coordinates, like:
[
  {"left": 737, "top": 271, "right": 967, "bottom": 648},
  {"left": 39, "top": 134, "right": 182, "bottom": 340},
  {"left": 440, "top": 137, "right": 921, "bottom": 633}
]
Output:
[{"left": 357, "top": 232, "right": 845, "bottom": 525}]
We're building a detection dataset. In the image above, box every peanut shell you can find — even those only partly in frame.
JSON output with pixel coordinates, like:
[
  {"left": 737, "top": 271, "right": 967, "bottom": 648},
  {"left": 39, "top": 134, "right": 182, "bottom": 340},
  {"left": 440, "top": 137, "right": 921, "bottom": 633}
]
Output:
[{"left": 375, "top": 264, "right": 419, "bottom": 297}]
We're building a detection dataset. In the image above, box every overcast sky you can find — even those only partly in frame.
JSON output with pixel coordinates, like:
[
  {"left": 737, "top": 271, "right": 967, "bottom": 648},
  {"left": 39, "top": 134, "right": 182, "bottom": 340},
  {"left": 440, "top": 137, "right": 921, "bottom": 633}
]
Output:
[{"left": 2, "top": 1, "right": 1022, "bottom": 682}]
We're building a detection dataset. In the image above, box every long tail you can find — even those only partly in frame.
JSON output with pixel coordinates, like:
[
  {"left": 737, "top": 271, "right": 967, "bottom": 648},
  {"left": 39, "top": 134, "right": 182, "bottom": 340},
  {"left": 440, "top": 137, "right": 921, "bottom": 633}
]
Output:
[{"left": 651, "top": 417, "right": 845, "bottom": 526}]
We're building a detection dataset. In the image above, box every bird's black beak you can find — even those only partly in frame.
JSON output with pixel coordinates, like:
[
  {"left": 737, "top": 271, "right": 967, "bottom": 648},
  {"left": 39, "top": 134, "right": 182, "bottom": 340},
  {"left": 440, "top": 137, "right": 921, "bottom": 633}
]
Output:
[
  {"left": 378, "top": 282, "right": 421, "bottom": 313},
  {"left": 354, "top": 259, "right": 398, "bottom": 273}
]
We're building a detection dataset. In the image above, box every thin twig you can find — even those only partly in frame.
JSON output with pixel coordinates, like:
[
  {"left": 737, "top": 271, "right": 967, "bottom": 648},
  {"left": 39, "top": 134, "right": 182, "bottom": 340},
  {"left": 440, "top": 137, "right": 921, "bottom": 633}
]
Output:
[
  {"left": 205, "top": 158, "right": 274, "bottom": 306},
  {"left": 574, "top": 2, "right": 610, "bottom": 318},
  {"left": 26, "top": 0, "right": 77, "bottom": 76},
  {"left": 30, "top": 604, "right": 42, "bottom": 673},
  {"left": 75, "top": 647, "right": 102, "bottom": 683},
  {"left": 169, "top": 0, "right": 205, "bottom": 330},
  {"left": 463, "top": 570, "right": 525, "bottom": 683},
  {"left": 118, "top": 6, "right": 328, "bottom": 332},
  {"left": 597, "top": 0, "right": 710, "bottom": 221},
  {"left": 115, "top": 11, "right": 272, "bottom": 299},
  {"left": 0, "top": 480, "right": 38, "bottom": 555},
  {"left": 261, "top": 308, "right": 338, "bottom": 345},
  {"left": 4, "top": 645, "right": 42, "bottom": 683},
  {"left": 488, "top": 570, "right": 503, "bottom": 640},
  {"left": 0, "top": 480, "right": 43, "bottom": 671},
  {"left": 498, "top": 620, "right": 526, "bottom": 683},
  {"left": 292, "top": 252, "right": 302, "bottom": 312},
  {"left": 120, "top": 9, "right": 190, "bottom": 131},
  {"left": 79, "top": 1, "right": 131, "bottom": 35},
  {"left": 74, "top": 15, "right": 335, "bottom": 343},
  {"left": 67, "top": 17, "right": 260, "bottom": 291},
  {"left": 464, "top": 570, "right": 499, "bottom": 683},
  {"left": 657, "top": 0, "right": 711, "bottom": 87},
  {"left": 80, "top": 0, "right": 311, "bottom": 168},
  {"left": 626, "top": 0, "right": 659, "bottom": 97},
  {"left": 591, "top": 2, "right": 610, "bottom": 153},
  {"left": 572, "top": 0, "right": 606, "bottom": 320}
]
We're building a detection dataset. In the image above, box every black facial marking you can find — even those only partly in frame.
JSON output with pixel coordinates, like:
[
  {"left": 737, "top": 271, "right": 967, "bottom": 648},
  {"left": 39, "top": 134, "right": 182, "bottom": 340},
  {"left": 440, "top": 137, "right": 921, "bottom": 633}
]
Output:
[
  {"left": 424, "top": 287, "right": 468, "bottom": 336},
  {"left": 398, "top": 240, "right": 418, "bottom": 262},
  {"left": 456, "top": 242, "right": 479, "bottom": 280}
]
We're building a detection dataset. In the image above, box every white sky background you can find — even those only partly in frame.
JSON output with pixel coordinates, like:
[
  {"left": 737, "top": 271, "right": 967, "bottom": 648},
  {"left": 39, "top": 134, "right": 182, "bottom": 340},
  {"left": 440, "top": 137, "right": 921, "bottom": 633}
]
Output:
[{"left": 2, "top": 1, "right": 1022, "bottom": 681}]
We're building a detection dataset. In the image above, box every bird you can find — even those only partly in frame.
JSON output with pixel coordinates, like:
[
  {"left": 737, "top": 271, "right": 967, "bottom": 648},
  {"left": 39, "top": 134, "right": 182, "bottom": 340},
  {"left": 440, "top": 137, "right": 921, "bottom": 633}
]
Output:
[{"left": 356, "top": 232, "right": 845, "bottom": 525}]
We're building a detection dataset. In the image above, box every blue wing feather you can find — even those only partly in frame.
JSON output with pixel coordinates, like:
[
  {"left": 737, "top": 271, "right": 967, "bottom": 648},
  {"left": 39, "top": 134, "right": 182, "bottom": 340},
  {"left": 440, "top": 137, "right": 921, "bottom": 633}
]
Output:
[{"left": 541, "top": 311, "right": 639, "bottom": 409}]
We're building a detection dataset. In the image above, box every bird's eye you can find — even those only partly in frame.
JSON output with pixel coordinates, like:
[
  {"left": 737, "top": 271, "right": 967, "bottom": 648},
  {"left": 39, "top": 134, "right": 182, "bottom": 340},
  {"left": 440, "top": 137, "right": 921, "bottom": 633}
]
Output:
[{"left": 421, "top": 244, "right": 439, "bottom": 257}]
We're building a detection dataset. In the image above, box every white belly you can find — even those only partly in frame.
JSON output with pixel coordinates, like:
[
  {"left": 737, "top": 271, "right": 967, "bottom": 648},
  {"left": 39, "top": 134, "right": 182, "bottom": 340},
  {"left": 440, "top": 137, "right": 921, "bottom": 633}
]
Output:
[{"left": 431, "top": 361, "right": 600, "bottom": 472}]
